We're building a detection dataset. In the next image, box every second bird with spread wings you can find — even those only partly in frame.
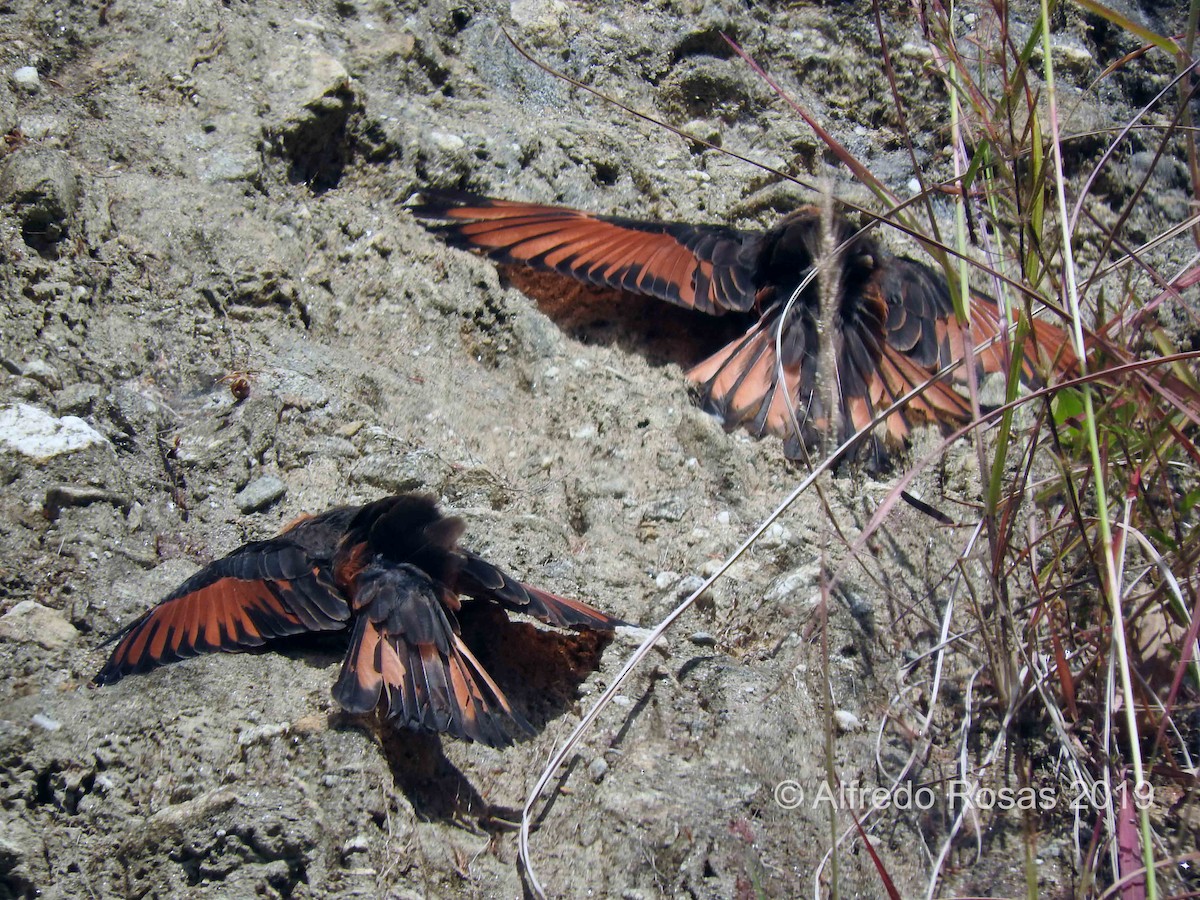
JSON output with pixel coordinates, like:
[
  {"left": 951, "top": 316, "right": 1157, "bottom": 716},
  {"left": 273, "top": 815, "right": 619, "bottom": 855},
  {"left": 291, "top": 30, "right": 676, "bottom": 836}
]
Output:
[{"left": 414, "top": 191, "right": 1075, "bottom": 461}]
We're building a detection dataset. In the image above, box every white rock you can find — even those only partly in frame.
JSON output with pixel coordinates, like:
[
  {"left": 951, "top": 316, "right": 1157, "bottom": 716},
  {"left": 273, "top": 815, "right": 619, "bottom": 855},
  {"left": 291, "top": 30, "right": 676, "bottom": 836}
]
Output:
[
  {"left": 834, "top": 710, "right": 863, "bottom": 733},
  {"left": 11, "top": 66, "right": 39, "bottom": 91},
  {"left": 429, "top": 130, "right": 465, "bottom": 152},
  {"left": 237, "top": 721, "right": 291, "bottom": 746},
  {"left": 654, "top": 571, "right": 679, "bottom": 590},
  {"left": 0, "top": 404, "right": 109, "bottom": 461},
  {"left": 31, "top": 713, "right": 61, "bottom": 731},
  {"left": 510, "top": 0, "right": 565, "bottom": 29},
  {"left": 757, "top": 522, "right": 792, "bottom": 550},
  {"left": 765, "top": 564, "right": 822, "bottom": 604}
]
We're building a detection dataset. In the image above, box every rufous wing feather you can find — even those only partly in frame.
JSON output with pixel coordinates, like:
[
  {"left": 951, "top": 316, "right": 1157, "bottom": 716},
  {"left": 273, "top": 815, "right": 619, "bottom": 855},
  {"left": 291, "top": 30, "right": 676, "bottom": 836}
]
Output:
[
  {"left": 412, "top": 190, "right": 761, "bottom": 315},
  {"left": 94, "top": 540, "right": 350, "bottom": 685},
  {"left": 686, "top": 308, "right": 816, "bottom": 457}
]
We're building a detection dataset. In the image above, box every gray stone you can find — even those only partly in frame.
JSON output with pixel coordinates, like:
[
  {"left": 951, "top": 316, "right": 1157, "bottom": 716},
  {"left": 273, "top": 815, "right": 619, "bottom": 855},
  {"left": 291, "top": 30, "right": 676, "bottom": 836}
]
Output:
[
  {"left": 642, "top": 496, "right": 687, "bottom": 522},
  {"left": 55, "top": 383, "right": 103, "bottom": 416},
  {"left": 0, "top": 601, "right": 80, "bottom": 649},
  {"left": 234, "top": 475, "right": 287, "bottom": 513},
  {"left": 834, "top": 710, "right": 864, "bottom": 733},
  {"left": 266, "top": 50, "right": 355, "bottom": 187},
  {"left": 349, "top": 450, "right": 444, "bottom": 495},
  {"left": 19, "top": 359, "right": 62, "bottom": 391}
]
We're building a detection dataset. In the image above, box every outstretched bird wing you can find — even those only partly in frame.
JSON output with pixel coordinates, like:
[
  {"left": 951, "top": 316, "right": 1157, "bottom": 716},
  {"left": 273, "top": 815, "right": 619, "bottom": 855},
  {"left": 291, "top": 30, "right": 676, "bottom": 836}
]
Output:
[
  {"left": 413, "top": 190, "right": 761, "bottom": 315},
  {"left": 456, "top": 550, "right": 629, "bottom": 631},
  {"left": 94, "top": 537, "right": 350, "bottom": 685}
]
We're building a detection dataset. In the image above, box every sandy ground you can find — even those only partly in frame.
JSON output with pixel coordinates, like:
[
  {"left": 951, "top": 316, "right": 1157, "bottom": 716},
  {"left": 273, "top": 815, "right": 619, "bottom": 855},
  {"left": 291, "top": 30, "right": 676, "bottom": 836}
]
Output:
[{"left": 1, "top": 1, "right": 1195, "bottom": 897}]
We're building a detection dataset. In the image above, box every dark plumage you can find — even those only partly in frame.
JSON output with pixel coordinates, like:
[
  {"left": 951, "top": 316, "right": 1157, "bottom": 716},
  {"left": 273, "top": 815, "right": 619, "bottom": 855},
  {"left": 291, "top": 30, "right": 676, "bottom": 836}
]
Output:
[
  {"left": 413, "top": 191, "right": 1077, "bottom": 459},
  {"left": 94, "top": 494, "right": 627, "bottom": 747}
]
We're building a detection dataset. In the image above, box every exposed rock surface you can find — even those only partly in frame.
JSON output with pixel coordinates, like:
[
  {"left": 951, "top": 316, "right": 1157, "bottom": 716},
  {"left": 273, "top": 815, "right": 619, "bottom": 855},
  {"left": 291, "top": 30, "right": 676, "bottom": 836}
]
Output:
[{"left": 0, "top": 1, "right": 1194, "bottom": 898}]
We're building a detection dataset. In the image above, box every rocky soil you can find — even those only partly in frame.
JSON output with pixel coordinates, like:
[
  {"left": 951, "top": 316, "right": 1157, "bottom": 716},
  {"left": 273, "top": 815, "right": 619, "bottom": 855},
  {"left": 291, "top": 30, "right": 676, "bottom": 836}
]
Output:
[{"left": 1, "top": 0, "right": 1195, "bottom": 897}]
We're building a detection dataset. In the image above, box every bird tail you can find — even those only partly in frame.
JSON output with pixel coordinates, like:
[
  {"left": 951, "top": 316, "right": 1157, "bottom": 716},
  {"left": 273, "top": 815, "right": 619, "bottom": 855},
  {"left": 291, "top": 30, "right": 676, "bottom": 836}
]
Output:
[{"left": 332, "top": 564, "right": 532, "bottom": 747}]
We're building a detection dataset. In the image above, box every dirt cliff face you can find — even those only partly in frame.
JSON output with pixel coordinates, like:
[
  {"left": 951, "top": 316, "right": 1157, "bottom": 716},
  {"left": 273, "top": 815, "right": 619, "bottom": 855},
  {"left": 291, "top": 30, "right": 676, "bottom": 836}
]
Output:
[{"left": 0, "top": 1, "right": 1192, "bottom": 897}]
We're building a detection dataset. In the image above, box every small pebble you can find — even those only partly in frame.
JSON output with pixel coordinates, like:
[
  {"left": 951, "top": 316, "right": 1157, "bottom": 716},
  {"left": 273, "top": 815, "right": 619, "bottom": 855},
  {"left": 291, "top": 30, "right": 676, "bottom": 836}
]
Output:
[
  {"left": 765, "top": 565, "right": 821, "bottom": 603},
  {"left": 429, "top": 130, "right": 465, "bottom": 152},
  {"left": 31, "top": 713, "right": 61, "bottom": 732},
  {"left": 834, "top": 710, "right": 863, "bottom": 733},
  {"left": 689, "top": 631, "right": 717, "bottom": 647},
  {"left": 20, "top": 360, "right": 62, "bottom": 391},
  {"left": 654, "top": 571, "right": 679, "bottom": 590},
  {"left": 237, "top": 721, "right": 290, "bottom": 746},
  {"left": 588, "top": 757, "right": 609, "bottom": 783},
  {"left": 643, "top": 496, "right": 686, "bottom": 522},
  {"left": 0, "top": 600, "right": 80, "bottom": 648},
  {"left": 10, "top": 66, "right": 40, "bottom": 91},
  {"left": 234, "top": 475, "right": 286, "bottom": 513},
  {"left": 757, "top": 522, "right": 792, "bottom": 550}
]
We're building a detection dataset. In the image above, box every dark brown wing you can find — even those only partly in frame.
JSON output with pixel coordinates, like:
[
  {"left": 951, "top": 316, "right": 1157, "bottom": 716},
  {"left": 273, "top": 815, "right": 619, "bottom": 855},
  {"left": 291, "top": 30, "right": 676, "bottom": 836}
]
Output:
[
  {"left": 856, "top": 257, "right": 1076, "bottom": 441},
  {"left": 879, "top": 256, "right": 1079, "bottom": 383},
  {"left": 412, "top": 190, "right": 761, "bottom": 315},
  {"left": 94, "top": 538, "right": 350, "bottom": 685},
  {"left": 350, "top": 491, "right": 628, "bottom": 632},
  {"left": 456, "top": 551, "right": 628, "bottom": 631},
  {"left": 331, "top": 561, "right": 529, "bottom": 747},
  {"left": 843, "top": 257, "right": 972, "bottom": 443}
]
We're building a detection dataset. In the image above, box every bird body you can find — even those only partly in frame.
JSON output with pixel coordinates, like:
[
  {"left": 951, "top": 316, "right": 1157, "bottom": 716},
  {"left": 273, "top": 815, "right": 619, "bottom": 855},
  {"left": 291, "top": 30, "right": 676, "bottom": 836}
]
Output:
[
  {"left": 413, "top": 192, "right": 1075, "bottom": 459},
  {"left": 94, "top": 494, "right": 625, "bottom": 747}
]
